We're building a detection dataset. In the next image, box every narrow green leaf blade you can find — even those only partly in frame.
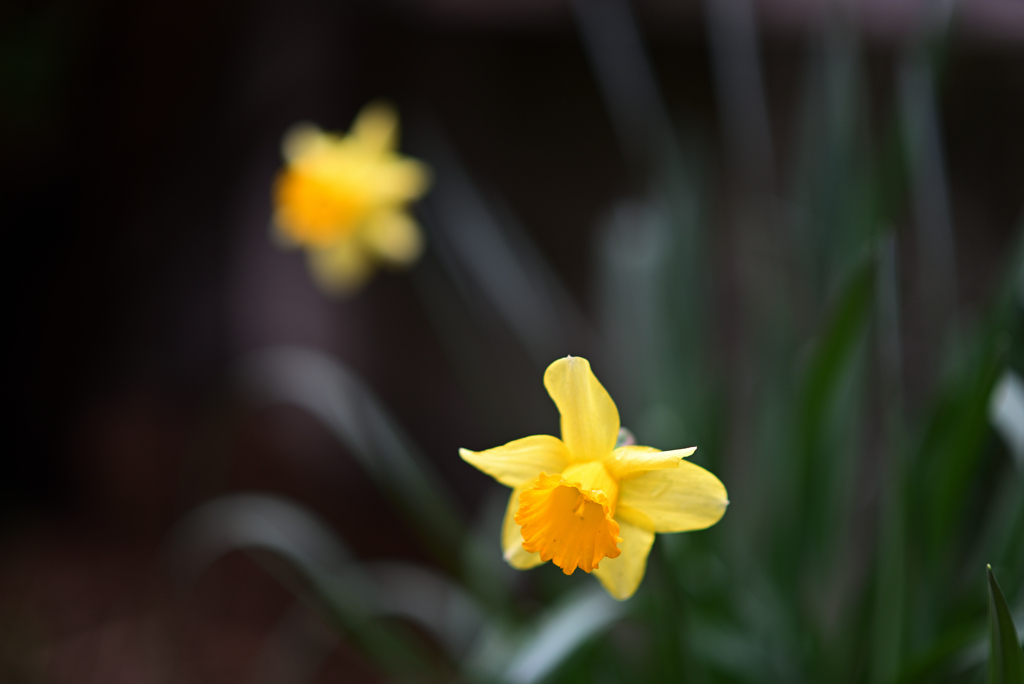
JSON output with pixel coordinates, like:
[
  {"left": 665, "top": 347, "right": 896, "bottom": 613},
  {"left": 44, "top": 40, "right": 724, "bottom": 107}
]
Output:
[
  {"left": 988, "top": 565, "right": 1024, "bottom": 684},
  {"left": 235, "top": 347, "right": 465, "bottom": 561},
  {"left": 499, "top": 585, "right": 625, "bottom": 684}
]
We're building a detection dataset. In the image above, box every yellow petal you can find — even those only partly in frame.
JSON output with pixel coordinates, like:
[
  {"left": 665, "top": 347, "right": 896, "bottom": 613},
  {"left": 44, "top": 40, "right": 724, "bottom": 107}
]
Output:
[
  {"left": 370, "top": 158, "right": 432, "bottom": 204},
  {"left": 351, "top": 101, "right": 399, "bottom": 153},
  {"left": 617, "top": 460, "right": 728, "bottom": 533},
  {"left": 459, "top": 435, "right": 570, "bottom": 488},
  {"left": 592, "top": 519, "right": 655, "bottom": 600},
  {"left": 281, "top": 122, "right": 325, "bottom": 162},
  {"left": 307, "top": 239, "right": 372, "bottom": 295},
  {"left": 502, "top": 483, "right": 544, "bottom": 569},
  {"left": 605, "top": 445, "right": 697, "bottom": 481},
  {"left": 543, "top": 357, "right": 620, "bottom": 462},
  {"left": 361, "top": 210, "right": 424, "bottom": 266}
]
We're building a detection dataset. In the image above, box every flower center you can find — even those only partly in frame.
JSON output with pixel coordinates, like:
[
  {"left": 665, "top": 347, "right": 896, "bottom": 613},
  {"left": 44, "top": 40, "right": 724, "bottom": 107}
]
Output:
[
  {"left": 274, "top": 169, "right": 368, "bottom": 247},
  {"left": 515, "top": 463, "right": 622, "bottom": 575}
]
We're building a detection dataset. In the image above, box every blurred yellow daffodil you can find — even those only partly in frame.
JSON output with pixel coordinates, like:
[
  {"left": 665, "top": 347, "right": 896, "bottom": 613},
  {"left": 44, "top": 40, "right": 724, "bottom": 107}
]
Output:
[
  {"left": 272, "top": 101, "right": 431, "bottom": 294},
  {"left": 460, "top": 356, "right": 728, "bottom": 600}
]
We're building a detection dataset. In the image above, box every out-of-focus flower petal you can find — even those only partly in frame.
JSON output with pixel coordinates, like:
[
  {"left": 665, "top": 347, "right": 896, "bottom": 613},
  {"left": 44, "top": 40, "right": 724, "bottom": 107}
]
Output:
[
  {"left": 308, "top": 239, "right": 373, "bottom": 295},
  {"left": 543, "top": 357, "right": 620, "bottom": 462},
  {"left": 281, "top": 122, "right": 326, "bottom": 162},
  {"left": 371, "top": 158, "right": 432, "bottom": 204},
  {"left": 362, "top": 210, "right": 424, "bottom": 266},
  {"left": 351, "top": 101, "right": 399, "bottom": 153}
]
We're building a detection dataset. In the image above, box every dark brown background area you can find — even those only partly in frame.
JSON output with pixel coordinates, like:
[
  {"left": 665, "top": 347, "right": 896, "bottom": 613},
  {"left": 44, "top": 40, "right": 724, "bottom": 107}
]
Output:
[{"left": 1, "top": 0, "right": 1022, "bottom": 680}]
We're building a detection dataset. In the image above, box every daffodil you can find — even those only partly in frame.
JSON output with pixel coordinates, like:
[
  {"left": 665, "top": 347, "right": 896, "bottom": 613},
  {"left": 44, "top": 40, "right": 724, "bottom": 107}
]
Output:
[
  {"left": 460, "top": 357, "right": 728, "bottom": 600},
  {"left": 272, "top": 101, "right": 431, "bottom": 294}
]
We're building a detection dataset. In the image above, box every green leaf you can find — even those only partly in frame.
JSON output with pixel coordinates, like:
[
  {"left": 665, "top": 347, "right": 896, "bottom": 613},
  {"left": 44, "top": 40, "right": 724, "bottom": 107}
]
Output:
[
  {"left": 165, "top": 491, "right": 438, "bottom": 679},
  {"left": 494, "top": 585, "right": 625, "bottom": 684},
  {"left": 235, "top": 346, "right": 465, "bottom": 564},
  {"left": 988, "top": 565, "right": 1024, "bottom": 684}
]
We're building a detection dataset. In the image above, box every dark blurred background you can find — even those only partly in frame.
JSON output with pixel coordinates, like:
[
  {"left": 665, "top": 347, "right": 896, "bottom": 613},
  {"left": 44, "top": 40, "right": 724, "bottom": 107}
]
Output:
[{"left": 2, "top": 0, "right": 1023, "bottom": 680}]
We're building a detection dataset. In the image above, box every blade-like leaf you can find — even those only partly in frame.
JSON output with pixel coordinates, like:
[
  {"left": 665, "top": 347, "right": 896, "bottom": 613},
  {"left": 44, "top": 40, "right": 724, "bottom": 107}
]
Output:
[
  {"left": 570, "top": 0, "right": 679, "bottom": 178},
  {"left": 988, "top": 565, "right": 1024, "bottom": 684},
  {"left": 235, "top": 346, "right": 464, "bottom": 561},
  {"left": 165, "top": 494, "right": 435, "bottom": 677},
  {"left": 417, "top": 138, "right": 590, "bottom": 368},
  {"left": 500, "top": 585, "right": 625, "bottom": 684},
  {"left": 367, "top": 561, "right": 487, "bottom": 660}
]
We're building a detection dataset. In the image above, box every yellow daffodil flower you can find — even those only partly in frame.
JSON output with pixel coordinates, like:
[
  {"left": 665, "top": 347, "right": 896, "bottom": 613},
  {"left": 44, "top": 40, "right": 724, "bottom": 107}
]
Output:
[
  {"left": 271, "top": 101, "right": 431, "bottom": 294},
  {"left": 460, "top": 357, "right": 728, "bottom": 600}
]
